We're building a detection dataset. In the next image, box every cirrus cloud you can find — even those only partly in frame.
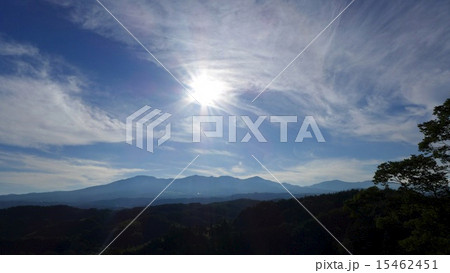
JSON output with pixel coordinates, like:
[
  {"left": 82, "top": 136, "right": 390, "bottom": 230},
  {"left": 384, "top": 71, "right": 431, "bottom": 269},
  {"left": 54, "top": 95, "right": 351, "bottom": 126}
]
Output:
[{"left": 0, "top": 37, "right": 125, "bottom": 148}]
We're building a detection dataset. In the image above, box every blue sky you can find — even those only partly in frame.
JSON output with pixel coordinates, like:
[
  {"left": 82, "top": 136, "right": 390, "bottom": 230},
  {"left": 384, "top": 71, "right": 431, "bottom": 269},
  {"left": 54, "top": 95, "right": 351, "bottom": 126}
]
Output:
[{"left": 0, "top": 0, "right": 449, "bottom": 194}]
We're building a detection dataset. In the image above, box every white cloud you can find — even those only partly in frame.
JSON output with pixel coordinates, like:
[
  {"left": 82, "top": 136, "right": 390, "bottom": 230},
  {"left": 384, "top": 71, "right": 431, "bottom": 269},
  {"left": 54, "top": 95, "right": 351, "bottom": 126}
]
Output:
[
  {"left": 190, "top": 148, "right": 235, "bottom": 157},
  {"left": 0, "top": 37, "right": 39, "bottom": 56},
  {"left": 185, "top": 155, "right": 378, "bottom": 186},
  {"left": 258, "top": 158, "right": 381, "bottom": 185},
  {"left": 231, "top": 161, "right": 246, "bottom": 174},
  {"left": 48, "top": 0, "right": 450, "bottom": 144},
  {"left": 0, "top": 151, "right": 144, "bottom": 194},
  {"left": 0, "top": 37, "right": 125, "bottom": 148}
]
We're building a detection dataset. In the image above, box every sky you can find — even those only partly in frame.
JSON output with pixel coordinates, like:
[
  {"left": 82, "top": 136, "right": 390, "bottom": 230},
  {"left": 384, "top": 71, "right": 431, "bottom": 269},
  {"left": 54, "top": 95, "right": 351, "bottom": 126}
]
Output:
[{"left": 0, "top": 0, "right": 449, "bottom": 194}]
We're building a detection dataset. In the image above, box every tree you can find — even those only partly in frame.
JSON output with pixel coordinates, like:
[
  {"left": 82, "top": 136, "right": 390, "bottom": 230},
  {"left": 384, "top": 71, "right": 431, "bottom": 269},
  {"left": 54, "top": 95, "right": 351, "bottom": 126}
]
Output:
[
  {"left": 418, "top": 99, "right": 450, "bottom": 166},
  {"left": 374, "top": 155, "right": 447, "bottom": 198},
  {"left": 373, "top": 99, "right": 450, "bottom": 197}
]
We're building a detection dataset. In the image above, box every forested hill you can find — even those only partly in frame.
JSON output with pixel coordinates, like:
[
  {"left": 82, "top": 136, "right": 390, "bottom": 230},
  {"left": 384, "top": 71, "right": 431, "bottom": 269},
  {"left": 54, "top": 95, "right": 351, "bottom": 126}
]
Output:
[{"left": 0, "top": 188, "right": 449, "bottom": 254}]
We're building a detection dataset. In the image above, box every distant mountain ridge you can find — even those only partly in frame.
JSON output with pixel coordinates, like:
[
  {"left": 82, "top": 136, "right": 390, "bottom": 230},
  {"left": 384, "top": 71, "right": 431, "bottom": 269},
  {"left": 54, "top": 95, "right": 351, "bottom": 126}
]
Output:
[{"left": 0, "top": 175, "right": 381, "bottom": 209}]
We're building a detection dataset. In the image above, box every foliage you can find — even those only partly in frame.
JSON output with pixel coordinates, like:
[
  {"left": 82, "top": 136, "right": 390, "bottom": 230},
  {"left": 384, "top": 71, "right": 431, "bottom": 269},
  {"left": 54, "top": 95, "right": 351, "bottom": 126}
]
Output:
[
  {"left": 1, "top": 189, "right": 449, "bottom": 255},
  {"left": 345, "top": 187, "right": 450, "bottom": 254},
  {"left": 374, "top": 98, "right": 450, "bottom": 197},
  {"left": 418, "top": 99, "right": 450, "bottom": 165},
  {"left": 374, "top": 155, "right": 448, "bottom": 197}
]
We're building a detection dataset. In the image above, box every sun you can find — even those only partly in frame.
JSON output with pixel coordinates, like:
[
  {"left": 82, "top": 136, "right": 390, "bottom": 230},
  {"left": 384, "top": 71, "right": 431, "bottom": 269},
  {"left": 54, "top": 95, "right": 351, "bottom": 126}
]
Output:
[{"left": 189, "top": 74, "right": 225, "bottom": 106}]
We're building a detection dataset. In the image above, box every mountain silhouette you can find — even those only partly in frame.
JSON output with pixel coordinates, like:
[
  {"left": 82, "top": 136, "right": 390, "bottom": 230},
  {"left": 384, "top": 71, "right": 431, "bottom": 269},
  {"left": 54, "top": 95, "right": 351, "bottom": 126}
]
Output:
[{"left": 0, "top": 175, "right": 380, "bottom": 208}]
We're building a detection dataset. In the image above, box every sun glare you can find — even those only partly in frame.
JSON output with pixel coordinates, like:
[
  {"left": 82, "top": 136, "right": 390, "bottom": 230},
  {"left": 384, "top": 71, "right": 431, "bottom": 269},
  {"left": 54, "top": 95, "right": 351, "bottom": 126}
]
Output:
[{"left": 189, "top": 74, "right": 225, "bottom": 106}]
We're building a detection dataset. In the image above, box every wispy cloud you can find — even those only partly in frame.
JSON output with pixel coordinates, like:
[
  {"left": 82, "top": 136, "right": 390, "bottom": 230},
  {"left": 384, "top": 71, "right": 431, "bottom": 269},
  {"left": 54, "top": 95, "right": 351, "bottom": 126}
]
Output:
[
  {"left": 231, "top": 161, "right": 246, "bottom": 174},
  {"left": 190, "top": 148, "right": 235, "bottom": 157},
  {"left": 0, "top": 151, "right": 144, "bottom": 194},
  {"left": 0, "top": 36, "right": 39, "bottom": 56},
  {"left": 185, "top": 155, "right": 378, "bottom": 186},
  {"left": 254, "top": 158, "right": 381, "bottom": 185},
  {"left": 49, "top": 0, "right": 450, "bottom": 144},
  {"left": 0, "top": 37, "right": 125, "bottom": 148}
]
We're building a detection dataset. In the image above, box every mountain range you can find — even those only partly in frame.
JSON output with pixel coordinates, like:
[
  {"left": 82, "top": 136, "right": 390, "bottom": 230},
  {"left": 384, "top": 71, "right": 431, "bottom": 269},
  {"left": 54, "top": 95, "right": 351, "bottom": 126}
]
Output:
[{"left": 0, "top": 175, "right": 383, "bottom": 209}]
